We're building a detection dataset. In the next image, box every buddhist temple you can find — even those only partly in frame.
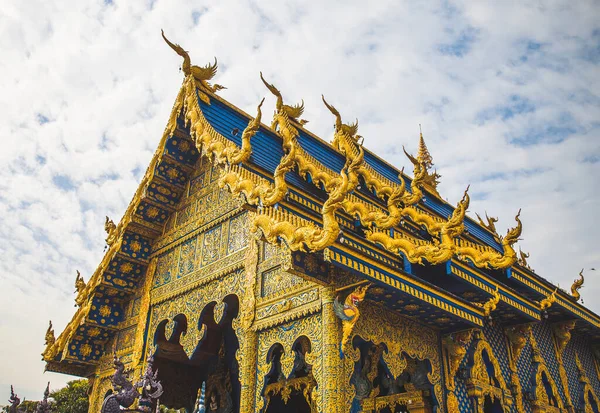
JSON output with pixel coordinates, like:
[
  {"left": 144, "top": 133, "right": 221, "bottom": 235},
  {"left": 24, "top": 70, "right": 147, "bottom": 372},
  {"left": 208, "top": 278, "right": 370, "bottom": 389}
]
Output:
[{"left": 42, "top": 31, "right": 600, "bottom": 413}]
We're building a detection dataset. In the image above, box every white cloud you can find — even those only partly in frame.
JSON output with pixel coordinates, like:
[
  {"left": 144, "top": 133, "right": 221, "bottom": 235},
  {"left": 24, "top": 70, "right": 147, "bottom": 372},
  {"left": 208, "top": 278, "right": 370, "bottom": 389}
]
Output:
[{"left": 0, "top": 0, "right": 598, "bottom": 400}]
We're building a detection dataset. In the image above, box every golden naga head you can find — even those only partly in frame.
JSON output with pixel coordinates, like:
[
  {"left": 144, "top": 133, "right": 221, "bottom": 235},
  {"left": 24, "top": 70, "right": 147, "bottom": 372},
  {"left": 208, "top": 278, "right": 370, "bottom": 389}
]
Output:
[
  {"left": 44, "top": 320, "right": 55, "bottom": 347},
  {"left": 502, "top": 209, "right": 523, "bottom": 247},
  {"left": 260, "top": 72, "right": 306, "bottom": 124},
  {"left": 321, "top": 95, "right": 360, "bottom": 142},
  {"left": 570, "top": 269, "right": 584, "bottom": 301},
  {"left": 444, "top": 186, "right": 470, "bottom": 237},
  {"left": 346, "top": 283, "right": 371, "bottom": 306}
]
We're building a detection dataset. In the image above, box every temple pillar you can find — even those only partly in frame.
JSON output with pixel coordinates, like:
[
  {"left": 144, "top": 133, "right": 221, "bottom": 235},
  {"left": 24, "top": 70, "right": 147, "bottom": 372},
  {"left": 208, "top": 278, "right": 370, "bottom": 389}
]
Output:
[
  {"left": 238, "top": 328, "right": 258, "bottom": 413},
  {"left": 321, "top": 286, "right": 344, "bottom": 412}
]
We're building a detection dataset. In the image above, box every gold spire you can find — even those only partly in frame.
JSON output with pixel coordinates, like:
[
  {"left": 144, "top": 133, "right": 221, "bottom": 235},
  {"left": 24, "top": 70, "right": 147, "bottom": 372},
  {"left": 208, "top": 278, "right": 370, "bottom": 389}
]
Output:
[{"left": 417, "top": 125, "right": 434, "bottom": 170}]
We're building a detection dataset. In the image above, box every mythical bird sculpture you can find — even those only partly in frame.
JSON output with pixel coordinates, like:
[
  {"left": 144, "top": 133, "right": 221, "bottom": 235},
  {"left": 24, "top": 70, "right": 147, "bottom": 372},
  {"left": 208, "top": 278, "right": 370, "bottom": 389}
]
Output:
[
  {"left": 260, "top": 72, "right": 307, "bottom": 126},
  {"left": 442, "top": 330, "right": 472, "bottom": 389},
  {"left": 105, "top": 216, "right": 117, "bottom": 247},
  {"left": 333, "top": 284, "right": 370, "bottom": 356},
  {"left": 570, "top": 269, "right": 584, "bottom": 302},
  {"left": 35, "top": 382, "right": 52, "bottom": 413},
  {"left": 161, "top": 30, "right": 225, "bottom": 93},
  {"left": 8, "top": 386, "right": 23, "bottom": 413},
  {"left": 74, "top": 270, "right": 86, "bottom": 307}
]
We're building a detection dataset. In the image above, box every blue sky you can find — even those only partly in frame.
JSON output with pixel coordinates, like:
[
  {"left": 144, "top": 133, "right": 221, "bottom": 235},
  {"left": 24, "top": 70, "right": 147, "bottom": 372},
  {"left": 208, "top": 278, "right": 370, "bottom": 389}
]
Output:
[{"left": 1, "top": 0, "right": 599, "bottom": 401}]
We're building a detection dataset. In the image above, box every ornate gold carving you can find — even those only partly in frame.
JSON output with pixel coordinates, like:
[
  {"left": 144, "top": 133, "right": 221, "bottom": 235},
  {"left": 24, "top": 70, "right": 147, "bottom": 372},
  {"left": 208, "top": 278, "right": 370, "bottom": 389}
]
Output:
[
  {"left": 529, "top": 332, "right": 565, "bottom": 412},
  {"left": 456, "top": 209, "right": 523, "bottom": 269},
  {"left": 442, "top": 330, "right": 473, "bottom": 391},
  {"left": 340, "top": 301, "right": 443, "bottom": 411},
  {"left": 465, "top": 330, "right": 513, "bottom": 412},
  {"left": 366, "top": 187, "right": 469, "bottom": 265},
  {"left": 575, "top": 353, "right": 600, "bottom": 412},
  {"left": 240, "top": 237, "right": 259, "bottom": 330},
  {"left": 571, "top": 269, "right": 584, "bottom": 302},
  {"left": 476, "top": 211, "right": 499, "bottom": 236},
  {"left": 518, "top": 248, "right": 532, "bottom": 270},
  {"left": 361, "top": 390, "right": 432, "bottom": 413},
  {"left": 162, "top": 30, "right": 225, "bottom": 96},
  {"left": 475, "top": 285, "right": 501, "bottom": 317},
  {"left": 333, "top": 283, "right": 370, "bottom": 354},
  {"left": 105, "top": 216, "right": 117, "bottom": 246},
  {"left": 263, "top": 376, "right": 317, "bottom": 411},
  {"left": 255, "top": 315, "right": 323, "bottom": 411},
  {"left": 74, "top": 270, "right": 86, "bottom": 307},
  {"left": 553, "top": 320, "right": 576, "bottom": 355},
  {"left": 540, "top": 288, "right": 558, "bottom": 311},
  {"left": 505, "top": 324, "right": 531, "bottom": 413}
]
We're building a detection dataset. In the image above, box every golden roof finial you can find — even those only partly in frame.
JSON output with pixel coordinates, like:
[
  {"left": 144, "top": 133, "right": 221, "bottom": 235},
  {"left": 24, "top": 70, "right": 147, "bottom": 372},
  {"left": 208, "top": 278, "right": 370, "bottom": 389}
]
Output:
[
  {"left": 417, "top": 124, "right": 434, "bottom": 170},
  {"left": 570, "top": 269, "right": 584, "bottom": 302}
]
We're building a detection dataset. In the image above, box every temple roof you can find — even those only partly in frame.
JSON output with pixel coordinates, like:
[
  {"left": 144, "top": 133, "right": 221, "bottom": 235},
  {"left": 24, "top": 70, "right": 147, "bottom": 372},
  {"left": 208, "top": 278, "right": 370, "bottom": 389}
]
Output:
[{"left": 44, "top": 36, "right": 600, "bottom": 376}]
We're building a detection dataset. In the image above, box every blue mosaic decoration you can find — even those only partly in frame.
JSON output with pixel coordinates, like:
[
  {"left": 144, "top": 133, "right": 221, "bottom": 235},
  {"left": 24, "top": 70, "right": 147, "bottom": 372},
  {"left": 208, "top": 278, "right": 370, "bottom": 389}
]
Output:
[
  {"left": 177, "top": 236, "right": 198, "bottom": 278},
  {"left": 121, "top": 232, "right": 151, "bottom": 260},
  {"left": 146, "top": 181, "right": 183, "bottom": 208},
  {"left": 154, "top": 157, "right": 189, "bottom": 186},
  {"left": 481, "top": 324, "right": 518, "bottom": 413},
  {"left": 105, "top": 256, "right": 145, "bottom": 292},
  {"left": 164, "top": 135, "right": 199, "bottom": 166},
  {"left": 531, "top": 322, "right": 567, "bottom": 401},
  {"left": 135, "top": 199, "right": 170, "bottom": 225},
  {"left": 87, "top": 295, "right": 124, "bottom": 327},
  {"left": 516, "top": 337, "right": 534, "bottom": 413},
  {"left": 67, "top": 339, "right": 103, "bottom": 362}
]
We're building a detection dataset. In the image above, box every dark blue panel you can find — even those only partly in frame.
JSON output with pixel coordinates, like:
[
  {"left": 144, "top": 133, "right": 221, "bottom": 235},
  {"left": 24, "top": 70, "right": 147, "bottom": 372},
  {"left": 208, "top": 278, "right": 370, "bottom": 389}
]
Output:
[
  {"left": 164, "top": 135, "right": 199, "bottom": 166},
  {"left": 297, "top": 129, "right": 345, "bottom": 172}
]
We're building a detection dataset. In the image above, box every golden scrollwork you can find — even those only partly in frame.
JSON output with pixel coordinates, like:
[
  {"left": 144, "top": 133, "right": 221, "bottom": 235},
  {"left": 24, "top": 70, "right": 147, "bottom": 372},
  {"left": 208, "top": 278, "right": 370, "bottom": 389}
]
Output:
[
  {"left": 366, "top": 187, "right": 469, "bottom": 265},
  {"left": 571, "top": 269, "right": 584, "bottom": 302},
  {"left": 263, "top": 376, "right": 317, "bottom": 411},
  {"left": 575, "top": 353, "right": 600, "bottom": 412},
  {"left": 131, "top": 257, "right": 157, "bottom": 368},
  {"left": 476, "top": 211, "right": 499, "bottom": 237},
  {"left": 240, "top": 237, "right": 259, "bottom": 330}
]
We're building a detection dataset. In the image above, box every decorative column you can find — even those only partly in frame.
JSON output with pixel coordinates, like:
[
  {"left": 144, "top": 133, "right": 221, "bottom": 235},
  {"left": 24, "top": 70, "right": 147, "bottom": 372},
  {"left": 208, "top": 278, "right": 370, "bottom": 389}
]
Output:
[
  {"left": 132, "top": 257, "right": 158, "bottom": 370},
  {"left": 321, "top": 286, "right": 343, "bottom": 412},
  {"left": 237, "top": 238, "right": 260, "bottom": 413}
]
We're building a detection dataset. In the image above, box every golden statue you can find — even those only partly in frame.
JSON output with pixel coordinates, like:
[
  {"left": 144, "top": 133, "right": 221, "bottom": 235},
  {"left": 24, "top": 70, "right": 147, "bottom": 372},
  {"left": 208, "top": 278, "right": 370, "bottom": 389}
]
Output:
[
  {"left": 570, "top": 269, "right": 584, "bottom": 302},
  {"left": 518, "top": 248, "right": 531, "bottom": 269},
  {"left": 74, "top": 270, "right": 86, "bottom": 307},
  {"left": 475, "top": 211, "right": 499, "bottom": 235},
  {"left": 333, "top": 284, "right": 370, "bottom": 356},
  {"left": 477, "top": 286, "right": 501, "bottom": 317},
  {"left": 161, "top": 30, "right": 225, "bottom": 93},
  {"left": 540, "top": 288, "right": 557, "bottom": 311},
  {"left": 260, "top": 72, "right": 308, "bottom": 126},
  {"left": 42, "top": 321, "right": 55, "bottom": 359},
  {"left": 105, "top": 216, "right": 117, "bottom": 247}
]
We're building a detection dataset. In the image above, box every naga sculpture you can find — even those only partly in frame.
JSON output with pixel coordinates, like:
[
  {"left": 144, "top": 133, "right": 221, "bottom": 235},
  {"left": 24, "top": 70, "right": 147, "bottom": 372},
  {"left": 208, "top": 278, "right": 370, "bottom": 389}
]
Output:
[
  {"left": 366, "top": 186, "right": 470, "bottom": 265},
  {"left": 570, "top": 269, "right": 584, "bottom": 302},
  {"left": 74, "top": 270, "right": 86, "bottom": 307},
  {"left": 101, "top": 354, "right": 163, "bottom": 413},
  {"left": 161, "top": 30, "right": 225, "bottom": 93},
  {"left": 476, "top": 285, "right": 501, "bottom": 317},
  {"left": 260, "top": 72, "right": 307, "bottom": 127},
  {"left": 518, "top": 248, "right": 531, "bottom": 269},
  {"left": 105, "top": 216, "right": 118, "bottom": 247},
  {"left": 252, "top": 144, "right": 363, "bottom": 252},
  {"left": 333, "top": 283, "right": 370, "bottom": 356},
  {"left": 8, "top": 386, "right": 23, "bottom": 413},
  {"left": 35, "top": 382, "right": 52, "bottom": 413},
  {"left": 553, "top": 320, "right": 576, "bottom": 355},
  {"left": 456, "top": 209, "right": 523, "bottom": 269},
  {"left": 539, "top": 288, "right": 558, "bottom": 311},
  {"left": 442, "top": 330, "right": 473, "bottom": 390}
]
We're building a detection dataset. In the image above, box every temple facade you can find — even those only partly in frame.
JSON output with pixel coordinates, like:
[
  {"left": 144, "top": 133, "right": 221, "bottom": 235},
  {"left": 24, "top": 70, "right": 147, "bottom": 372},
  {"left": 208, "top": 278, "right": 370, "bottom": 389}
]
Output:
[{"left": 42, "top": 33, "right": 600, "bottom": 413}]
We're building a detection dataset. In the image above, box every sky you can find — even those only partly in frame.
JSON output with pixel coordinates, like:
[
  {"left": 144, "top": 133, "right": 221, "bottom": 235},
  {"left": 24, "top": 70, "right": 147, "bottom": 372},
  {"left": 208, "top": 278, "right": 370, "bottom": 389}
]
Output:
[{"left": 1, "top": 0, "right": 599, "bottom": 402}]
